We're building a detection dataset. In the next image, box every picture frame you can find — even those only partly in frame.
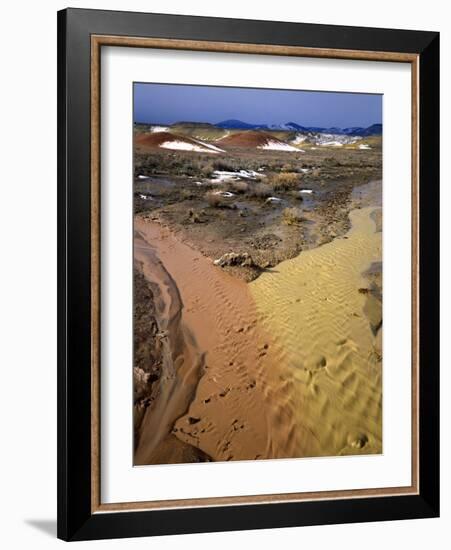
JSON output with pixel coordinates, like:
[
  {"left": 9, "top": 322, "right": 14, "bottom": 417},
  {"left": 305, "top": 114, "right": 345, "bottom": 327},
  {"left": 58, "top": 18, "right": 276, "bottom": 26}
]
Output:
[{"left": 57, "top": 7, "right": 439, "bottom": 541}]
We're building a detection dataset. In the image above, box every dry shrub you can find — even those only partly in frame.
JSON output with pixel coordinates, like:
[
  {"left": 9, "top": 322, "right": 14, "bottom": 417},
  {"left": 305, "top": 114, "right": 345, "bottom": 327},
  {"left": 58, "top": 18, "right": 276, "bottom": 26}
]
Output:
[
  {"left": 213, "top": 159, "right": 239, "bottom": 172},
  {"left": 249, "top": 182, "right": 271, "bottom": 198},
  {"left": 205, "top": 190, "right": 226, "bottom": 208},
  {"left": 188, "top": 209, "right": 204, "bottom": 223},
  {"left": 282, "top": 207, "right": 306, "bottom": 226},
  {"left": 269, "top": 172, "right": 300, "bottom": 191},
  {"left": 199, "top": 161, "right": 215, "bottom": 177},
  {"left": 179, "top": 188, "right": 195, "bottom": 201},
  {"left": 229, "top": 180, "right": 249, "bottom": 194}
]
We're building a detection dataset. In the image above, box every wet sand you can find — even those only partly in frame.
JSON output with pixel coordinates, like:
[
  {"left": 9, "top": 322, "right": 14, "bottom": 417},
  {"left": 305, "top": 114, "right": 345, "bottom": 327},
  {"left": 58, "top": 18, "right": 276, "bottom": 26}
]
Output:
[
  {"left": 134, "top": 182, "right": 382, "bottom": 463},
  {"left": 134, "top": 234, "right": 211, "bottom": 464},
  {"left": 134, "top": 219, "right": 283, "bottom": 463}
]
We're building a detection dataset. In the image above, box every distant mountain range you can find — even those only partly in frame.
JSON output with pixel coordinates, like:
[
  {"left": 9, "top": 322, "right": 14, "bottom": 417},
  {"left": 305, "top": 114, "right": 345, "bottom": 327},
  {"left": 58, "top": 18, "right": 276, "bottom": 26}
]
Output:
[
  {"left": 135, "top": 119, "right": 382, "bottom": 151},
  {"left": 216, "top": 119, "right": 382, "bottom": 136}
]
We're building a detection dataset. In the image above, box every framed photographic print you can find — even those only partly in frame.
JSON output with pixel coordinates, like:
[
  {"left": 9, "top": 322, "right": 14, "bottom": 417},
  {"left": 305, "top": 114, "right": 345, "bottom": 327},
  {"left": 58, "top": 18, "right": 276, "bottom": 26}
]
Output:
[{"left": 57, "top": 8, "right": 439, "bottom": 541}]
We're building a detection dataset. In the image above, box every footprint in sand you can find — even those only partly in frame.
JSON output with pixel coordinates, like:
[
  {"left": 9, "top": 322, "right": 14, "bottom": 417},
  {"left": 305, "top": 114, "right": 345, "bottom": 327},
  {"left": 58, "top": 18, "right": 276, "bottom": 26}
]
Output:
[{"left": 347, "top": 432, "right": 369, "bottom": 449}]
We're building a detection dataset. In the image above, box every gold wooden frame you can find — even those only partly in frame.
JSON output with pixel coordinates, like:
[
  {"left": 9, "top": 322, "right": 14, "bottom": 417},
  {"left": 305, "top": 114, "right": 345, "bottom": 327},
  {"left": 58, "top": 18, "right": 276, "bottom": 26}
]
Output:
[{"left": 90, "top": 35, "right": 419, "bottom": 514}]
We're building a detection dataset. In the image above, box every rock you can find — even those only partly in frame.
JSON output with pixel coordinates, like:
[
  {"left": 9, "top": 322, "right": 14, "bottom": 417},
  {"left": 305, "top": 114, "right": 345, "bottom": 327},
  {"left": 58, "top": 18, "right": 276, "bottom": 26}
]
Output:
[
  {"left": 188, "top": 210, "right": 203, "bottom": 223},
  {"left": 213, "top": 252, "right": 255, "bottom": 268},
  {"left": 133, "top": 367, "right": 151, "bottom": 400},
  {"left": 254, "top": 233, "right": 281, "bottom": 250}
]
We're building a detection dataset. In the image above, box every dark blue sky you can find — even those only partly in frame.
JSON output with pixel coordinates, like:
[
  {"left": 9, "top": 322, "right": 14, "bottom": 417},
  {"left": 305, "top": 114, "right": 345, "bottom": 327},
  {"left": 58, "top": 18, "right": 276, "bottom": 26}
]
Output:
[{"left": 134, "top": 83, "right": 382, "bottom": 128}]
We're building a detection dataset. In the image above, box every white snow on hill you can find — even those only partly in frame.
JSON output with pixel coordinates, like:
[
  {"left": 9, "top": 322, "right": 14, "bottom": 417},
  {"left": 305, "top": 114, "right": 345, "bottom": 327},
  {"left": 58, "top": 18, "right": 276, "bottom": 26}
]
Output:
[
  {"left": 159, "top": 138, "right": 225, "bottom": 154},
  {"left": 258, "top": 140, "right": 301, "bottom": 152},
  {"left": 292, "top": 135, "right": 308, "bottom": 145},
  {"left": 150, "top": 125, "right": 169, "bottom": 133},
  {"left": 320, "top": 140, "right": 344, "bottom": 147},
  {"left": 199, "top": 141, "right": 226, "bottom": 153},
  {"left": 316, "top": 133, "right": 361, "bottom": 146},
  {"left": 159, "top": 141, "right": 213, "bottom": 153},
  {"left": 291, "top": 132, "right": 363, "bottom": 147}
]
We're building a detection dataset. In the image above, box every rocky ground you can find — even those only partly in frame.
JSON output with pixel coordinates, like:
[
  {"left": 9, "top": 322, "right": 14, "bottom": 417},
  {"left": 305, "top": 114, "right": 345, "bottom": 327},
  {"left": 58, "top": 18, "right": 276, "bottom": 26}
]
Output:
[
  {"left": 134, "top": 147, "right": 382, "bottom": 282},
  {"left": 133, "top": 267, "right": 162, "bottom": 448}
]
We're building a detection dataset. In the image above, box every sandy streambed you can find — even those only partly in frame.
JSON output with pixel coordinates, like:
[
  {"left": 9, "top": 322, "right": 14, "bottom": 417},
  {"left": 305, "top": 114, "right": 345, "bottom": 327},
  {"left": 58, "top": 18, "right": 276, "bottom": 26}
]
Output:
[
  {"left": 134, "top": 196, "right": 382, "bottom": 463},
  {"left": 249, "top": 205, "right": 382, "bottom": 457}
]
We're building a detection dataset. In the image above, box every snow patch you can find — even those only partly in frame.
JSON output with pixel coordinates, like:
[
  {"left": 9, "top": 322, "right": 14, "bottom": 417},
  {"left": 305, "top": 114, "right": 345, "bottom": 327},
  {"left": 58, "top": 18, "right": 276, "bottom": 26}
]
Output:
[
  {"left": 306, "top": 133, "right": 362, "bottom": 147},
  {"left": 292, "top": 135, "right": 307, "bottom": 145},
  {"left": 150, "top": 126, "right": 169, "bottom": 133},
  {"left": 217, "top": 130, "right": 230, "bottom": 139},
  {"left": 213, "top": 190, "right": 235, "bottom": 198},
  {"left": 266, "top": 196, "right": 282, "bottom": 203},
  {"left": 210, "top": 169, "right": 263, "bottom": 183},
  {"left": 258, "top": 140, "right": 300, "bottom": 152},
  {"left": 320, "top": 141, "right": 344, "bottom": 147},
  {"left": 358, "top": 144, "right": 371, "bottom": 150},
  {"left": 159, "top": 140, "right": 221, "bottom": 154},
  {"left": 191, "top": 138, "right": 225, "bottom": 153}
]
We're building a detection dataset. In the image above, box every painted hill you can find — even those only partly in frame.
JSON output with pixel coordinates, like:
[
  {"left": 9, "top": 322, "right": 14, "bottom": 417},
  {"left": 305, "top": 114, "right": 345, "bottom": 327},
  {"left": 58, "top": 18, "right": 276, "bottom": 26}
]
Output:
[
  {"left": 135, "top": 131, "right": 225, "bottom": 154},
  {"left": 219, "top": 131, "right": 300, "bottom": 151},
  {"left": 169, "top": 122, "right": 227, "bottom": 141}
]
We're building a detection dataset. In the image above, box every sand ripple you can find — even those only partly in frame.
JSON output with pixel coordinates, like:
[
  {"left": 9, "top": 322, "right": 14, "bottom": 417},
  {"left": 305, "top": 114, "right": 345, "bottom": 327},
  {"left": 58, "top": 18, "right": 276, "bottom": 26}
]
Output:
[{"left": 250, "top": 206, "right": 382, "bottom": 457}]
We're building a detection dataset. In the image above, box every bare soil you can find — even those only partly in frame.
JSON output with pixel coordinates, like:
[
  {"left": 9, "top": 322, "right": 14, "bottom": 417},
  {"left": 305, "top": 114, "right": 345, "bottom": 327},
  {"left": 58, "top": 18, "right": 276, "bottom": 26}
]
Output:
[
  {"left": 133, "top": 140, "right": 383, "bottom": 464},
  {"left": 135, "top": 146, "right": 382, "bottom": 282}
]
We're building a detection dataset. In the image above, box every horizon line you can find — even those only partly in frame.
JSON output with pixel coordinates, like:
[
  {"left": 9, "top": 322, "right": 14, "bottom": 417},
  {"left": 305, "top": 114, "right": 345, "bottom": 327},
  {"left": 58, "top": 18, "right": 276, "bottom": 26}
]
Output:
[{"left": 133, "top": 119, "right": 383, "bottom": 128}]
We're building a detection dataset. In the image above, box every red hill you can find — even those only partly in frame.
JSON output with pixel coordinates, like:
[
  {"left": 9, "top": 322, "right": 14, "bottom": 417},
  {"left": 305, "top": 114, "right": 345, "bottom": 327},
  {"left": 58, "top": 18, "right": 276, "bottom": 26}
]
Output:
[
  {"left": 219, "top": 131, "right": 298, "bottom": 151},
  {"left": 135, "top": 131, "right": 224, "bottom": 154}
]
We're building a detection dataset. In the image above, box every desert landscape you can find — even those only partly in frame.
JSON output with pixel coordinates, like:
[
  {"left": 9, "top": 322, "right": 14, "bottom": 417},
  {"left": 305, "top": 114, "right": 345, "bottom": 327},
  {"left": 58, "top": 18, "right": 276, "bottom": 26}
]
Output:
[{"left": 132, "top": 86, "right": 383, "bottom": 465}]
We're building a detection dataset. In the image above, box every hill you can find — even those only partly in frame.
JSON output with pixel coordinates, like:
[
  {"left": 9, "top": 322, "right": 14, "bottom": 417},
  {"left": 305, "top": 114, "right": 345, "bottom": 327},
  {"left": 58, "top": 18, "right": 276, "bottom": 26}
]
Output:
[
  {"left": 135, "top": 131, "right": 225, "bottom": 154},
  {"left": 219, "top": 131, "right": 300, "bottom": 151}
]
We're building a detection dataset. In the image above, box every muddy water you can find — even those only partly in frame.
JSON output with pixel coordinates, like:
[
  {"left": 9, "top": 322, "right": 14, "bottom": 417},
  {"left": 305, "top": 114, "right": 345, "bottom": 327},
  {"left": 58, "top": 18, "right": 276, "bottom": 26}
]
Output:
[
  {"left": 135, "top": 187, "right": 382, "bottom": 463},
  {"left": 134, "top": 234, "right": 209, "bottom": 464},
  {"left": 134, "top": 219, "right": 283, "bottom": 463}
]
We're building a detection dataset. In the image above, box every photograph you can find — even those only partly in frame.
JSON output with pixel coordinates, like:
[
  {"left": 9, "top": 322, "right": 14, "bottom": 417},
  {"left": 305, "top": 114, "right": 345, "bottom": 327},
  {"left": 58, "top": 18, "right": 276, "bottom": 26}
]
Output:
[
  {"left": 54, "top": 6, "right": 440, "bottom": 541},
  {"left": 132, "top": 83, "right": 383, "bottom": 466}
]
